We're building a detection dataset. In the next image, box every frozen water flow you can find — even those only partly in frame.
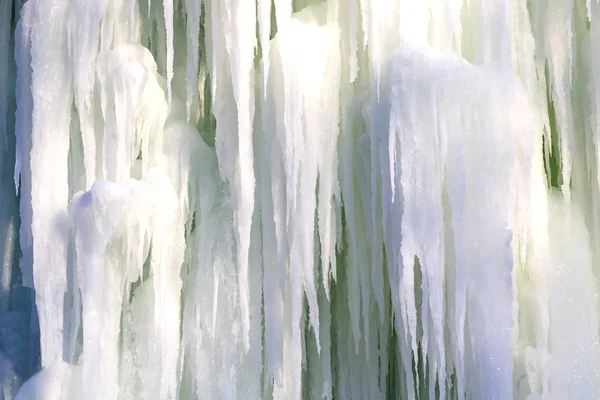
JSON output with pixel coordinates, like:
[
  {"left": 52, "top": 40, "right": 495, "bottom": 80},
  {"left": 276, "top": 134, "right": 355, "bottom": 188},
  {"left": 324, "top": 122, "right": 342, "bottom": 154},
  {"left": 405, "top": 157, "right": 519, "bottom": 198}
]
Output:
[{"left": 1, "top": 0, "right": 600, "bottom": 399}]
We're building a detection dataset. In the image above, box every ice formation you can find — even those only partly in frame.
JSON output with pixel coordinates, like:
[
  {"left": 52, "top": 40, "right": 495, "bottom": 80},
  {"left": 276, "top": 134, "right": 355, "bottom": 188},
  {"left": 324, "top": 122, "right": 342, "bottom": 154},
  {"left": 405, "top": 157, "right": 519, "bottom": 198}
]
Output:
[{"left": 1, "top": 0, "right": 600, "bottom": 398}]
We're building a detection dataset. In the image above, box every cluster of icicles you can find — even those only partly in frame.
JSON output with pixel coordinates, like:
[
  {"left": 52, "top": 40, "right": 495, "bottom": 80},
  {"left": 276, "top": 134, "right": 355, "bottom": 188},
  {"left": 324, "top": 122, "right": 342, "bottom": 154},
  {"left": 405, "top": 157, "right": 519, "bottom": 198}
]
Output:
[{"left": 1, "top": 0, "right": 600, "bottom": 398}]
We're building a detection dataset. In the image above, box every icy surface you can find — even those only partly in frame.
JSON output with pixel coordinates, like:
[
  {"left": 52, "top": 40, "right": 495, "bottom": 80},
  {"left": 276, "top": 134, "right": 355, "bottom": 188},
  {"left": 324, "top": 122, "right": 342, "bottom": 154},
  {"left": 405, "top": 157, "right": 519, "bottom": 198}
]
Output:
[{"left": 1, "top": 0, "right": 600, "bottom": 399}]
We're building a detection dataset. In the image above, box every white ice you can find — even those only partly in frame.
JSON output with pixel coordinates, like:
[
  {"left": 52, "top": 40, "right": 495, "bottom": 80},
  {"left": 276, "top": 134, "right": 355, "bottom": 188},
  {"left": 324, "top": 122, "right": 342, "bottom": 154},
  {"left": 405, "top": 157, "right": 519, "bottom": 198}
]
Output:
[{"left": 1, "top": 0, "right": 600, "bottom": 399}]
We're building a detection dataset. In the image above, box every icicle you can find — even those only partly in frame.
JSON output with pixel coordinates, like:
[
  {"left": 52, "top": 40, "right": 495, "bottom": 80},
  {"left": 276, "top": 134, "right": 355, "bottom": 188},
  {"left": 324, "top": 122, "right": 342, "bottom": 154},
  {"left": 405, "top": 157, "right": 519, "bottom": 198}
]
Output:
[
  {"left": 258, "top": 77, "right": 285, "bottom": 387},
  {"left": 96, "top": 44, "right": 168, "bottom": 182},
  {"left": 221, "top": 0, "right": 257, "bottom": 352},
  {"left": 163, "top": 0, "right": 173, "bottom": 106},
  {"left": 588, "top": 2, "right": 600, "bottom": 192},
  {"left": 184, "top": 0, "right": 201, "bottom": 121},
  {"left": 258, "top": 0, "right": 271, "bottom": 97},
  {"left": 28, "top": 0, "right": 73, "bottom": 366},
  {"left": 67, "top": 0, "right": 107, "bottom": 188},
  {"left": 315, "top": 20, "right": 341, "bottom": 299},
  {"left": 530, "top": 0, "right": 575, "bottom": 199},
  {"left": 346, "top": 0, "right": 359, "bottom": 82}
]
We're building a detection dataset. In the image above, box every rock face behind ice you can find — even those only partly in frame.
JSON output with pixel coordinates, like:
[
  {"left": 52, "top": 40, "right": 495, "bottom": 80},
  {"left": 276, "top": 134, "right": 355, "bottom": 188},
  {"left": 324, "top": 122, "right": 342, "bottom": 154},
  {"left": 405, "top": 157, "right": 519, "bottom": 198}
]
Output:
[
  {"left": 1, "top": 0, "right": 600, "bottom": 399},
  {"left": 0, "top": 285, "right": 39, "bottom": 382}
]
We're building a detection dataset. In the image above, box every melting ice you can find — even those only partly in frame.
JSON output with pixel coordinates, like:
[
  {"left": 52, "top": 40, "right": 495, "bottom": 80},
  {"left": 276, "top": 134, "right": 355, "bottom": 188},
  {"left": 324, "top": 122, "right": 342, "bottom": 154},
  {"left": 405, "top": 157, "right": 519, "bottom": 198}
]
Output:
[{"left": 1, "top": 0, "right": 600, "bottom": 398}]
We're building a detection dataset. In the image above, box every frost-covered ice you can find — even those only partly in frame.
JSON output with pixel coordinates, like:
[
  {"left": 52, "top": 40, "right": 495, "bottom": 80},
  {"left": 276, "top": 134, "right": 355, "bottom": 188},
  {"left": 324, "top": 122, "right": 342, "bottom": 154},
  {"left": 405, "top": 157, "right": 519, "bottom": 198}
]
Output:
[{"left": 1, "top": 0, "right": 600, "bottom": 399}]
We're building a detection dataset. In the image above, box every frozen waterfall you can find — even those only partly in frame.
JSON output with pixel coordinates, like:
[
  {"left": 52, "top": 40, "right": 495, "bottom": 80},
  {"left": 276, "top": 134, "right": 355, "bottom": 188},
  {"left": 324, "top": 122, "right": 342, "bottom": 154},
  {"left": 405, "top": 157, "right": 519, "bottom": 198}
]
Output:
[{"left": 1, "top": 0, "right": 600, "bottom": 398}]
